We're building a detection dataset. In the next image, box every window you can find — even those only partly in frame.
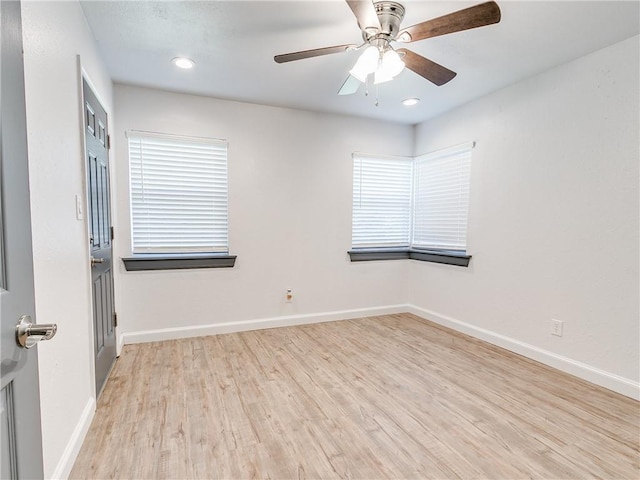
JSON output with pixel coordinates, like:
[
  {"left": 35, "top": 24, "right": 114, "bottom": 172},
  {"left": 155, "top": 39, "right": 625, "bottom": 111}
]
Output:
[
  {"left": 350, "top": 143, "right": 473, "bottom": 266},
  {"left": 413, "top": 143, "right": 472, "bottom": 251},
  {"left": 123, "top": 131, "right": 235, "bottom": 271},
  {"left": 352, "top": 154, "right": 413, "bottom": 249}
]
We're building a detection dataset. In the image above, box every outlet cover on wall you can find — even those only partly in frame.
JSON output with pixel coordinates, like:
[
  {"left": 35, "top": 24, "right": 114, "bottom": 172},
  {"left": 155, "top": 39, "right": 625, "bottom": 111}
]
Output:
[{"left": 551, "top": 319, "right": 564, "bottom": 337}]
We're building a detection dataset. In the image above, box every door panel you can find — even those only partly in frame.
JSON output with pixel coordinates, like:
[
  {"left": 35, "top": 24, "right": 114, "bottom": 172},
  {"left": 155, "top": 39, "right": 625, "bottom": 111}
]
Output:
[
  {"left": 83, "top": 79, "right": 116, "bottom": 397},
  {"left": 0, "top": 1, "right": 45, "bottom": 478},
  {"left": 1, "top": 384, "right": 18, "bottom": 479}
]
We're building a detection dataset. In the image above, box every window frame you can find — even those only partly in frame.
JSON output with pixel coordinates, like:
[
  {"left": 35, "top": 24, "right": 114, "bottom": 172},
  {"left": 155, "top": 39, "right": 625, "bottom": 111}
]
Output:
[
  {"left": 351, "top": 153, "right": 414, "bottom": 250},
  {"left": 123, "top": 130, "right": 235, "bottom": 271},
  {"left": 412, "top": 142, "right": 473, "bottom": 252},
  {"left": 349, "top": 142, "right": 474, "bottom": 267}
]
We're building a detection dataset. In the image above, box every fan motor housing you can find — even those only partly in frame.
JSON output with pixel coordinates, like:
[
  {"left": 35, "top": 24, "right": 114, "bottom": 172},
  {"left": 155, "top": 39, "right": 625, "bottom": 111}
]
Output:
[{"left": 367, "top": 1, "right": 406, "bottom": 41}]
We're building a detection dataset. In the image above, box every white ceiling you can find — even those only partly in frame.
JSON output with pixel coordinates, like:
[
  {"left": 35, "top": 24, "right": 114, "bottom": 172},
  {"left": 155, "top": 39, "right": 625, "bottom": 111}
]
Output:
[{"left": 79, "top": 1, "right": 640, "bottom": 125}]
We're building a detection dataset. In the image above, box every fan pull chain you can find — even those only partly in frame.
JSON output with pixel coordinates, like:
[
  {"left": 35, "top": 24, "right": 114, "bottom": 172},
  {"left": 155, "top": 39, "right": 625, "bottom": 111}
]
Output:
[{"left": 375, "top": 84, "right": 379, "bottom": 107}]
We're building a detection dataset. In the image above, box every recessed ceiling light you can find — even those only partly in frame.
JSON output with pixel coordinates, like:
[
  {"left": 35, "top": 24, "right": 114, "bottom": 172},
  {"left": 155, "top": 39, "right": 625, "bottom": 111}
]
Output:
[
  {"left": 172, "top": 57, "right": 195, "bottom": 69},
  {"left": 402, "top": 97, "right": 420, "bottom": 107}
]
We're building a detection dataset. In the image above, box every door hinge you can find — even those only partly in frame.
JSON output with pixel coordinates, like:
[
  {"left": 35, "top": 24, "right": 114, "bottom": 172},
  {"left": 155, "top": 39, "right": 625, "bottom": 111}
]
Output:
[
  {"left": 113, "top": 312, "right": 118, "bottom": 327},
  {"left": 107, "top": 134, "right": 111, "bottom": 150},
  {"left": 110, "top": 226, "right": 114, "bottom": 240}
]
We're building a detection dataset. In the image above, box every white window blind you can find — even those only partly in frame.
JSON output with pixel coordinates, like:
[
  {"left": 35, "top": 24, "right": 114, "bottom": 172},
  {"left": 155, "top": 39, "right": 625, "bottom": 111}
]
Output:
[
  {"left": 352, "top": 154, "right": 413, "bottom": 248},
  {"left": 128, "top": 131, "right": 228, "bottom": 254},
  {"left": 412, "top": 143, "right": 472, "bottom": 251}
]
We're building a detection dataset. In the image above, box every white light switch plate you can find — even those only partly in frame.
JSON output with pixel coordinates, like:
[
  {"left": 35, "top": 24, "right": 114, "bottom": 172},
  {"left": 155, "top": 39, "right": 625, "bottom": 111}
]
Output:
[{"left": 75, "top": 194, "right": 84, "bottom": 220}]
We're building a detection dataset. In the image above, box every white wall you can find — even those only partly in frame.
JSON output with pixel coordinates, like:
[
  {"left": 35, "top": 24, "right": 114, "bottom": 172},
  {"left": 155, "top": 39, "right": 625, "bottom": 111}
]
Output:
[
  {"left": 17, "top": 4, "right": 638, "bottom": 474},
  {"left": 21, "top": 1, "right": 114, "bottom": 477},
  {"left": 408, "top": 36, "right": 639, "bottom": 395},
  {"left": 113, "top": 85, "right": 413, "bottom": 341}
]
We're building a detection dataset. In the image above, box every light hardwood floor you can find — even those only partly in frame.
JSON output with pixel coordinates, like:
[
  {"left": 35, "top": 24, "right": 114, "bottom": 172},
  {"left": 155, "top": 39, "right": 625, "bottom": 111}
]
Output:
[{"left": 70, "top": 314, "right": 639, "bottom": 479}]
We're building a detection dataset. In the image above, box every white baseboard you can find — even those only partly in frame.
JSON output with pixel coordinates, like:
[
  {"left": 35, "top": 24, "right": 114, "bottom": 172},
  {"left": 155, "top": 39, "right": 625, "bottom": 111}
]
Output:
[
  {"left": 119, "top": 303, "right": 638, "bottom": 400},
  {"left": 50, "top": 396, "right": 96, "bottom": 480},
  {"left": 407, "top": 304, "right": 640, "bottom": 401},
  {"left": 121, "top": 304, "right": 409, "bottom": 345}
]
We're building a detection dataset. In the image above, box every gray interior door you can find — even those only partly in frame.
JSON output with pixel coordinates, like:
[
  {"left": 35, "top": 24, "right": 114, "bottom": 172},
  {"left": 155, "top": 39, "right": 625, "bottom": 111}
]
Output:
[
  {"left": 83, "top": 80, "right": 116, "bottom": 397},
  {"left": 1, "top": 1, "right": 45, "bottom": 478}
]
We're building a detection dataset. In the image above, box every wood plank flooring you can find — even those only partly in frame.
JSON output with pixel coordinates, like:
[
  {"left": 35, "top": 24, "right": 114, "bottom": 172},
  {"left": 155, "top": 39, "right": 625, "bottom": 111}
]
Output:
[{"left": 70, "top": 314, "right": 639, "bottom": 479}]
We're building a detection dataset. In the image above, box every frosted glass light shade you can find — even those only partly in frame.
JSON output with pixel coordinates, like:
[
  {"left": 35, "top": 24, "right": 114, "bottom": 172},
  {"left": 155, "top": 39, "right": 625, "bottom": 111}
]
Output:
[
  {"left": 374, "top": 49, "right": 405, "bottom": 84},
  {"left": 349, "top": 46, "right": 380, "bottom": 82},
  {"left": 385, "top": 49, "right": 406, "bottom": 77},
  {"left": 374, "top": 70, "right": 394, "bottom": 84}
]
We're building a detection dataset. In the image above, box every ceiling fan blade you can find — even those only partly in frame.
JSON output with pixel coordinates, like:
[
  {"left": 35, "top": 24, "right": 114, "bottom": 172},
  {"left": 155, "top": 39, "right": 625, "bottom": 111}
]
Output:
[
  {"left": 274, "top": 44, "right": 357, "bottom": 64},
  {"left": 338, "top": 75, "right": 361, "bottom": 95},
  {"left": 397, "top": 49, "right": 456, "bottom": 86},
  {"left": 345, "top": 0, "right": 381, "bottom": 31},
  {"left": 397, "top": 1, "right": 501, "bottom": 43}
]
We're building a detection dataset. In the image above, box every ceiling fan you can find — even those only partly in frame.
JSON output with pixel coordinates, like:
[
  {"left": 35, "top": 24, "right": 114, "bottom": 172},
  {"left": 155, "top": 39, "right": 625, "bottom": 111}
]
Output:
[{"left": 274, "top": 1, "right": 501, "bottom": 95}]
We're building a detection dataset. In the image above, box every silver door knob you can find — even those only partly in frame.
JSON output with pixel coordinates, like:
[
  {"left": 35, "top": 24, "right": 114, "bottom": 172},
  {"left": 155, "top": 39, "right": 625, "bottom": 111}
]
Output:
[
  {"left": 91, "top": 256, "right": 105, "bottom": 266},
  {"left": 16, "top": 315, "right": 58, "bottom": 349}
]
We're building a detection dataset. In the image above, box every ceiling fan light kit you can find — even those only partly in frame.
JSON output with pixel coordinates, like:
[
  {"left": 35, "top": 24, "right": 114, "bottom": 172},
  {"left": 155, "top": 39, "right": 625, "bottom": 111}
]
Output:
[
  {"left": 348, "top": 44, "right": 406, "bottom": 85},
  {"left": 275, "top": 0, "right": 501, "bottom": 99}
]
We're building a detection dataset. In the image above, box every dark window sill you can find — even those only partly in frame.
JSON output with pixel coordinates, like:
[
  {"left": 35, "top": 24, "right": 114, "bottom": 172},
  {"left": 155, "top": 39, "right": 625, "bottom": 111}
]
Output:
[
  {"left": 122, "top": 253, "right": 236, "bottom": 271},
  {"left": 347, "top": 248, "right": 410, "bottom": 262},
  {"left": 409, "top": 249, "right": 471, "bottom": 267},
  {"left": 348, "top": 248, "right": 471, "bottom": 267}
]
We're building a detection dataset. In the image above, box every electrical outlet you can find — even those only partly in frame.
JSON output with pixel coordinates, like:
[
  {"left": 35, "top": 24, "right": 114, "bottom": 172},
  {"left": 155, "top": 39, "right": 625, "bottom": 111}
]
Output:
[
  {"left": 285, "top": 288, "right": 293, "bottom": 303},
  {"left": 551, "top": 319, "right": 563, "bottom": 337}
]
